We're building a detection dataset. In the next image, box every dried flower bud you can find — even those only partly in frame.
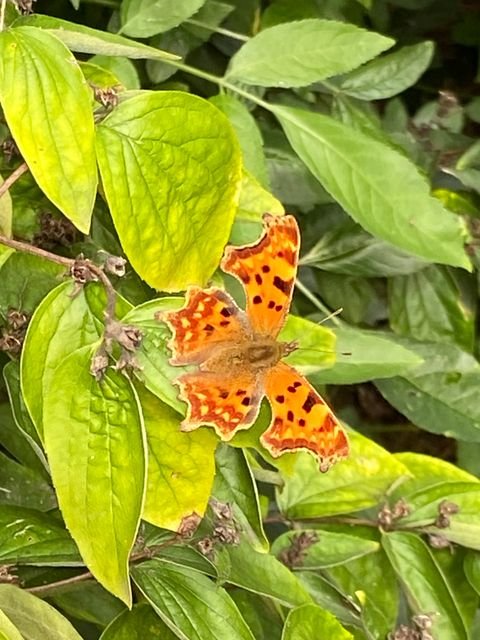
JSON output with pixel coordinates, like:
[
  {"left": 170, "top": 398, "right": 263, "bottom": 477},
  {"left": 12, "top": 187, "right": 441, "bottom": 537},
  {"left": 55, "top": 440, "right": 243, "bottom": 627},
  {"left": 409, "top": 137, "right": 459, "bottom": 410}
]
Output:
[
  {"left": 197, "top": 537, "right": 216, "bottom": 558},
  {"left": 71, "top": 259, "right": 98, "bottom": 285},
  {"left": 435, "top": 513, "right": 451, "bottom": 529},
  {"left": 2, "top": 139, "right": 19, "bottom": 163},
  {"left": 278, "top": 531, "right": 317, "bottom": 568},
  {"left": 438, "top": 499, "right": 459, "bottom": 516},
  {"left": 104, "top": 255, "right": 127, "bottom": 277},
  {"left": 94, "top": 87, "right": 119, "bottom": 109},
  {"left": 213, "top": 524, "right": 240, "bottom": 545},
  {"left": 391, "top": 498, "right": 411, "bottom": 520},
  {"left": 0, "top": 565, "right": 18, "bottom": 585},
  {"left": 210, "top": 498, "right": 233, "bottom": 521},
  {"left": 177, "top": 512, "right": 201, "bottom": 538},
  {"left": 378, "top": 504, "right": 393, "bottom": 528},
  {"left": 90, "top": 350, "right": 110, "bottom": 382},
  {"left": 14, "top": 0, "right": 36, "bottom": 15},
  {"left": 7, "top": 310, "right": 28, "bottom": 330},
  {"left": 428, "top": 533, "right": 452, "bottom": 550}
]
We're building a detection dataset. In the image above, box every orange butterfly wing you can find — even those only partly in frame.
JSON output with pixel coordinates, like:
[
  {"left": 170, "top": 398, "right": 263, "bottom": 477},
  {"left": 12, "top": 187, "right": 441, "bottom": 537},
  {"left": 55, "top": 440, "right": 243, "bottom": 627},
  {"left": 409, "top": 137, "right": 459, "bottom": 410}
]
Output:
[
  {"left": 262, "top": 362, "right": 349, "bottom": 472},
  {"left": 161, "top": 286, "right": 250, "bottom": 365},
  {"left": 221, "top": 214, "right": 299, "bottom": 338},
  {"left": 177, "top": 370, "right": 262, "bottom": 439}
]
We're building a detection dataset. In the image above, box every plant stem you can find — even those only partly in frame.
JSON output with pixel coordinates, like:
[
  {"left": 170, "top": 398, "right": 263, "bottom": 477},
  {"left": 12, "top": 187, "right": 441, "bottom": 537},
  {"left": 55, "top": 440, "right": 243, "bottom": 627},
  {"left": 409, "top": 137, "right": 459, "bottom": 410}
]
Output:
[
  {"left": 25, "top": 540, "right": 177, "bottom": 596},
  {"left": 0, "top": 0, "right": 7, "bottom": 32},
  {"left": 0, "top": 234, "right": 72, "bottom": 267},
  {"left": 0, "top": 162, "right": 29, "bottom": 200},
  {"left": 295, "top": 279, "right": 341, "bottom": 326}
]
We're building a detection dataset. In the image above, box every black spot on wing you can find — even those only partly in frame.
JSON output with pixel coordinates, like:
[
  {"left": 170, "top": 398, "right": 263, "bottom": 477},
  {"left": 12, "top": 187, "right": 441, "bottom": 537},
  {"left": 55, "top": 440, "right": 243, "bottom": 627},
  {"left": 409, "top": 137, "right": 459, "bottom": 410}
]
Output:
[
  {"left": 302, "top": 392, "right": 318, "bottom": 414},
  {"left": 273, "top": 275, "right": 292, "bottom": 294}
]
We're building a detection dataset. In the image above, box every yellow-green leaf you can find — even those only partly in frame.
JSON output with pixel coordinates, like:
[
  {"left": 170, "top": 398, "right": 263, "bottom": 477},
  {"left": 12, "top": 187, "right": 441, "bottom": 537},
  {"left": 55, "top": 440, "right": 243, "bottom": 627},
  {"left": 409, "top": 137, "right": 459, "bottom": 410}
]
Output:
[
  {"left": 0, "top": 27, "right": 97, "bottom": 232},
  {"left": 139, "top": 385, "right": 217, "bottom": 531},
  {"left": 96, "top": 92, "right": 242, "bottom": 291}
]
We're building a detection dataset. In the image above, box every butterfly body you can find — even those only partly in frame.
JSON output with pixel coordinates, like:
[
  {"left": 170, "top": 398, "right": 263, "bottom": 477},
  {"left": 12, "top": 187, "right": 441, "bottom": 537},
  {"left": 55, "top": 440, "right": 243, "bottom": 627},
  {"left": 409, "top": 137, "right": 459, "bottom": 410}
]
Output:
[{"left": 162, "top": 214, "right": 349, "bottom": 471}]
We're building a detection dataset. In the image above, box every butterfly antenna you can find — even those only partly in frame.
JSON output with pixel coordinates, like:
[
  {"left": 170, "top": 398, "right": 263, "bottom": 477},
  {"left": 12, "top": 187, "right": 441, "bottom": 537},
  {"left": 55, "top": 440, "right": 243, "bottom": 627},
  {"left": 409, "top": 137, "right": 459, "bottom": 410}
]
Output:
[{"left": 317, "top": 307, "right": 343, "bottom": 325}]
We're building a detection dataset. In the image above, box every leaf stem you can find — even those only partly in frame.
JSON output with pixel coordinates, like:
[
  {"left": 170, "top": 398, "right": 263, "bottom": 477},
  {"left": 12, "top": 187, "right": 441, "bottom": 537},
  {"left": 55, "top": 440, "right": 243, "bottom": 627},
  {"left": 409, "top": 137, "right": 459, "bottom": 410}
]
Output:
[
  {"left": 185, "top": 19, "right": 249, "bottom": 42},
  {"left": 252, "top": 468, "right": 284, "bottom": 487},
  {"left": 158, "top": 58, "right": 273, "bottom": 112}
]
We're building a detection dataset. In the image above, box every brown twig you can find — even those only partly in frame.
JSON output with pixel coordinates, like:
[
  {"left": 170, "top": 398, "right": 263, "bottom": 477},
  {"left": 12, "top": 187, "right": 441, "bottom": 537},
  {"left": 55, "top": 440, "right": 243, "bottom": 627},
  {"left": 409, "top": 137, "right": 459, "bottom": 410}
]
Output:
[
  {"left": 0, "top": 162, "right": 29, "bottom": 199},
  {"left": 25, "top": 538, "right": 179, "bottom": 596}
]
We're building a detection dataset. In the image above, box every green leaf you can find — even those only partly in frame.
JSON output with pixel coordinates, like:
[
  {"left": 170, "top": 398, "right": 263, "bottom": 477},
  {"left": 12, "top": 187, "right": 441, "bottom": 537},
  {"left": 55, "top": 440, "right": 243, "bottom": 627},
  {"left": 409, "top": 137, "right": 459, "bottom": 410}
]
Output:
[
  {"left": 0, "top": 28, "right": 97, "bottom": 233},
  {"left": 90, "top": 55, "right": 140, "bottom": 90},
  {"left": 138, "top": 385, "right": 217, "bottom": 531},
  {"left": 217, "top": 541, "right": 312, "bottom": 607},
  {"left": 131, "top": 560, "right": 256, "bottom": 640},
  {"left": 0, "top": 585, "right": 82, "bottom": 640},
  {"left": 120, "top": 0, "right": 207, "bottom": 37},
  {"left": 0, "top": 609, "right": 23, "bottom": 640},
  {"left": 382, "top": 532, "right": 469, "bottom": 640},
  {"left": 300, "top": 218, "right": 427, "bottom": 277},
  {"left": 51, "top": 583, "right": 126, "bottom": 628},
  {"left": 325, "top": 540, "right": 398, "bottom": 639},
  {"left": 465, "top": 551, "right": 480, "bottom": 597},
  {"left": 42, "top": 345, "right": 145, "bottom": 605},
  {"left": 282, "top": 604, "right": 353, "bottom": 640},
  {"left": 436, "top": 547, "right": 478, "bottom": 631},
  {"left": 100, "top": 604, "right": 178, "bottom": 639},
  {"left": 16, "top": 14, "right": 177, "bottom": 60},
  {"left": 0, "top": 253, "right": 65, "bottom": 317},
  {"left": 274, "top": 106, "right": 470, "bottom": 269},
  {"left": 336, "top": 41, "right": 434, "bottom": 99},
  {"left": 314, "top": 272, "right": 380, "bottom": 325},
  {"left": 96, "top": 92, "right": 241, "bottom": 291},
  {"left": 265, "top": 137, "right": 331, "bottom": 210},
  {"left": 210, "top": 94, "right": 269, "bottom": 187},
  {"left": 314, "top": 326, "right": 422, "bottom": 385},
  {"left": 388, "top": 265, "right": 475, "bottom": 352},
  {"left": 227, "top": 19, "right": 394, "bottom": 87},
  {"left": 271, "top": 529, "right": 379, "bottom": 569},
  {"left": 0, "top": 505, "right": 79, "bottom": 565},
  {"left": 213, "top": 445, "right": 268, "bottom": 550},
  {"left": 147, "top": 1, "right": 233, "bottom": 83},
  {"left": 0, "top": 450, "right": 55, "bottom": 511},
  {"left": 392, "top": 452, "right": 478, "bottom": 499},
  {"left": 230, "top": 590, "right": 284, "bottom": 640},
  {"left": 237, "top": 171, "right": 284, "bottom": 221},
  {"left": 3, "top": 361, "right": 47, "bottom": 476},
  {"left": 399, "top": 482, "right": 480, "bottom": 550},
  {"left": 375, "top": 346, "right": 480, "bottom": 442},
  {"left": 0, "top": 246, "right": 13, "bottom": 270},
  {"left": 277, "top": 432, "right": 409, "bottom": 518},
  {"left": 21, "top": 282, "right": 132, "bottom": 437}
]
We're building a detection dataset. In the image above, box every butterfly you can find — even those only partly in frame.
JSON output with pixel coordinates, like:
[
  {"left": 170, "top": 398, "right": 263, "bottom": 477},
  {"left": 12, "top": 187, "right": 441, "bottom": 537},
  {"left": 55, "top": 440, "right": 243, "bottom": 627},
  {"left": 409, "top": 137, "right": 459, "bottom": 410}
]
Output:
[{"left": 161, "top": 213, "right": 349, "bottom": 472}]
